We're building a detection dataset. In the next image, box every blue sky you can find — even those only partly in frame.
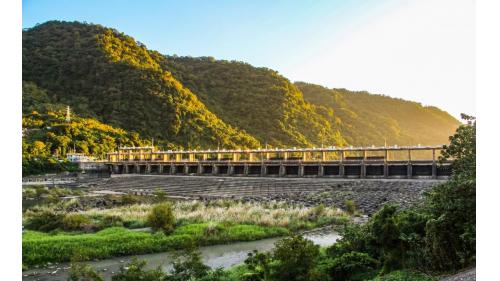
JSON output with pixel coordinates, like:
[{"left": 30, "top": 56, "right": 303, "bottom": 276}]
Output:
[{"left": 23, "top": 0, "right": 475, "bottom": 119}]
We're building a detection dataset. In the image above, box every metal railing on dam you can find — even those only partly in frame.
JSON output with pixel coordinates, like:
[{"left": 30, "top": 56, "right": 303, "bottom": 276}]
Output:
[{"left": 104, "top": 145, "right": 452, "bottom": 179}]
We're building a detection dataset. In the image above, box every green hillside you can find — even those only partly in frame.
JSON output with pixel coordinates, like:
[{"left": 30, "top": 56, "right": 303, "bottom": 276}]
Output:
[
  {"left": 295, "top": 82, "right": 460, "bottom": 146},
  {"left": 22, "top": 21, "right": 459, "bottom": 155},
  {"left": 22, "top": 82, "right": 148, "bottom": 175},
  {"left": 160, "top": 56, "right": 346, "bottom": 147},
  {"left": 22, "top": 21, "right": 259, "bottom": 150}
]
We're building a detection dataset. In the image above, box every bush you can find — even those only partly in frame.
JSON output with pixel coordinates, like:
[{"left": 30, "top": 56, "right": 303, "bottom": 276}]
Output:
[
  {"left": 345, "top": 200, "right": 357, "bottom": 215},
  {"left": 34, "top": 186, "right": 49, "bottom": 198},
  {"left": 167, "top": 248, "right": 211, "bottom": 281},
  {"left": 22, "top": 187, "right": 37, "bottom": 199},
  {"left": 312, "top": 204, "right": 325, "bottom": 217},
  {"left": 24, "top": 209, "right": 63, "bottom": 231},
  {"left": 62, "top": 213, "right": 92, "bottom": 231},
  {"left": 147, "top": 203, "right": 176, "bottom": 233},
  {"left": 57, "top": 198, "right": 83, "bottom": 212},
  {"left": 100, "top": 215, "right": 124, "bottom": 228},
  {"left": 242, "top": 250, "right": 272, "bottom": 281},
  {"left": 425, "top": 180, "right": 476, "bottom": 271},
  {"left": 153, "top": 188, "right": 167, "bottom": 202},
  {"left": 112, "top": 259, "right": 165, "bottom": 281},
  {"left": 121, "top": 194, "right": 140, "bottom": 205},
  {"left": 69, "top": 263, "right": 104, "bottom": 281},
  {"left": 326, "top": 223, "right": 371, "bottom": 258},
  {"left": 318, "top": 252, "right": 379, "bottom": 281},
  {"left": 271, "top": 235, "right": 320, "bottom": 281}
]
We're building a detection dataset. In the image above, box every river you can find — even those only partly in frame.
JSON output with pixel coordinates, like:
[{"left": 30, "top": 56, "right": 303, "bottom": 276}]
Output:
[{"left": 22, "top": 229, "right": 340, "bottom": 281}]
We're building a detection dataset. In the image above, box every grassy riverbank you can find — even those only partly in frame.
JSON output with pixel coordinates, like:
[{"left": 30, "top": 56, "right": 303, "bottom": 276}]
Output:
[
  {"left": 23, "top": 223, "right": 288, "bottom": 266},
  {"left": 22, "top": 197, "right": 349, "bottom": 268}
]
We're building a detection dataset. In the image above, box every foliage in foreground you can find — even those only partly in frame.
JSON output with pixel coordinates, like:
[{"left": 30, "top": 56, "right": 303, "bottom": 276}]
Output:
[
  {"left": 65, "top": 235, "right": 435, "bottom": 281},
  {"left": 325, "top": 115, "right": 476, "bottom": 274}
]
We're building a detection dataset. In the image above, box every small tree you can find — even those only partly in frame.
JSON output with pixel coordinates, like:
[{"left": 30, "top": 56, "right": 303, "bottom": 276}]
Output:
[
  {"left": 166, "top": 248, "right": 211, "bottom": 281},
  {"left": 242, "top": 250, "right": 272, "bottom": 281},
  {"left": 425, "top": 114, "right": 476, "bottom": 270},
  {"left": 345, "top": 200, "right": 357, "bottom": 215},
  {"left": 147, "top": 202, "right": 175, "bottom": 233},
  {"left": 271, "top": 235, "right": 320, "bottom": 281}
]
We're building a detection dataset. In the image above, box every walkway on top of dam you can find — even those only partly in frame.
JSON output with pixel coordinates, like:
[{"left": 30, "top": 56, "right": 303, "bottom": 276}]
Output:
[{"left": 104, "top": 145, "right": 452, "bottom": 179}]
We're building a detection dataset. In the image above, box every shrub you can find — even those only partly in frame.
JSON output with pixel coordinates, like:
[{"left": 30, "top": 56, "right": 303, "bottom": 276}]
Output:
[
  {"left": 24, "top": 209, "right": 63, "bottom": 231},
  {"left": 345, "top": 200, "right": 357, "bottom": 215},
  {"left": 121, "top": 194, "right": 140, "bottom": 205},
  {"left": 243, "top": 250, "right": 272, "bottom": 281},
  {"left": 23, "top": 187, "right": 37, "bottom": 199},
  {"left": 326, "top": 223, "right": 371, "bottom": 258},
  {"left": 153, "top": 188, "right": 167, "bottom": 202},
  {"left": 62, "top": 213, "right": 92, "bottom": 231},
  {"left": 57, "top": 198, "right": 83, "bottom": 212},
  {"left": 69, "top": 263, "right": 104, "bottom": 281},
  {"left": 100, "top": 215, "right": 124, "bottom": 228},
  {"left": 167, "top": 248, "right": 211, "bottom": 281},
  {"left": 34, "top": 186, "right": 49, "bottom": 198},
  {"left": 112, "top": 259, "right": 165, "bottom": 281},
  {"left": 147, "top": 203, "right": 175, "bottom": 233},
  {"left": 311, "top": 204, "right": 325, "bottom": 218},
  {"left": 318, "top": 252, "right": 379, "bottom": 281},
  {"left": 271, "top": 235, "right": 320, "bottom": 281}
]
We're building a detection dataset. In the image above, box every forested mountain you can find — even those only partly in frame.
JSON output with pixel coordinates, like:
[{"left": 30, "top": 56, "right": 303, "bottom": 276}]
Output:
[
  {"left": 296, "top": 82, "right": 460, "bottom": 146},
  {"left": 22, "top": 21, "right": 259, "bottom": 150},
  {"left": 161, "top": 57, "right": 346, "bottom": 147},
  {"left": 22, "top": 82, "right": 149, "bottom": 175},
  {"left": 23, "top": 21, "right": 459, "bottom": 156}
]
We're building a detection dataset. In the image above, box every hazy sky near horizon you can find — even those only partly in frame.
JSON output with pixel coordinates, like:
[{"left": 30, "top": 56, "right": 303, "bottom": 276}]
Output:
[{"left": 23, "top": 0, "right": 475, "bottom": 119}]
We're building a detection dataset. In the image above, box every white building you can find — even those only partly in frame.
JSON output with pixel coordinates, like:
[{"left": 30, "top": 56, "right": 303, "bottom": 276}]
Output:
[{"left": 66, "top": 153, "right": 95, "bottom": 163}]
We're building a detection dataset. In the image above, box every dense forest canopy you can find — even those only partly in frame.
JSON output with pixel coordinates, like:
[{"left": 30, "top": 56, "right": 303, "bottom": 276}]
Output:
[
  {"left": 22, "top": 21, "right": 259, "bottom": 150},
  {"left": 160, "top": 56, "right": 346, "bottom": 147},
  {"left": 22, "top": 21, "right": 460, "bottom": 175},
  {"left": 296, "top": 82, "right": 460, "bottom": 146}
]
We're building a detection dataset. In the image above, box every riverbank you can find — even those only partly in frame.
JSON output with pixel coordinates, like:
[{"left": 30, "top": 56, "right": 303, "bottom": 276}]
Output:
[
  {"left": 22, "top": 195, "right": 350, "bottom": 269},
  {"left": 23, "top": 224, "right": 288, "bottom": 267},
  {"left": 22, "top": 228, "right": 341, "bottom": 281}
]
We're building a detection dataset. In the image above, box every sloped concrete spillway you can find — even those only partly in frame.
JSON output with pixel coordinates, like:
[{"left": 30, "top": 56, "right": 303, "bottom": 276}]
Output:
[{"left": 82, "top": 175, "right": 444, "bottom": 215}]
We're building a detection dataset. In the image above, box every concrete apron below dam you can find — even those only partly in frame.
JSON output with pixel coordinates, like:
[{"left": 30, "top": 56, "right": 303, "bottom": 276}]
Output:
[
  {"left": 84, "top": 175, "right": 446, "bottom": 215},
  {"left": 22, "top": 229, "right": 341, "bottom": 281}
]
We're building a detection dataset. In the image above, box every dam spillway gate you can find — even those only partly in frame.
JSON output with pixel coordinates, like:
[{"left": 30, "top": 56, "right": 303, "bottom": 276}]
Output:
[{"left": 105, "top": 145, "right": 452, "bottom": 179}]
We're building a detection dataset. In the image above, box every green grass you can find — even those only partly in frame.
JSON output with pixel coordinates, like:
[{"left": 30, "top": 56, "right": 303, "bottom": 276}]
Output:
[{"left": 23, "top": 223, "right": 288, "bottom": 267}]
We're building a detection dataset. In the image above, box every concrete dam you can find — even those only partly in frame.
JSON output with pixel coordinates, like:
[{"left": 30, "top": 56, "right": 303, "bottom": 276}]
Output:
[{"left": 105, "top": 145, "right": 452, "bottom": 179}]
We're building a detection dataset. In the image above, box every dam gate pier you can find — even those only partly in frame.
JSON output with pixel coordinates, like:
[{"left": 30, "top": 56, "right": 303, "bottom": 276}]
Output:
[{"left": 105, "top": 146, "right": 452, "bottom": 179}]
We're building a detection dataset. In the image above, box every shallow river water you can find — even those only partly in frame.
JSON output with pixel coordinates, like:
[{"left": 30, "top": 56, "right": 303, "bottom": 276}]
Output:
[{"left": 22, "top": 230, "right": 340, "bottom": 281}]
